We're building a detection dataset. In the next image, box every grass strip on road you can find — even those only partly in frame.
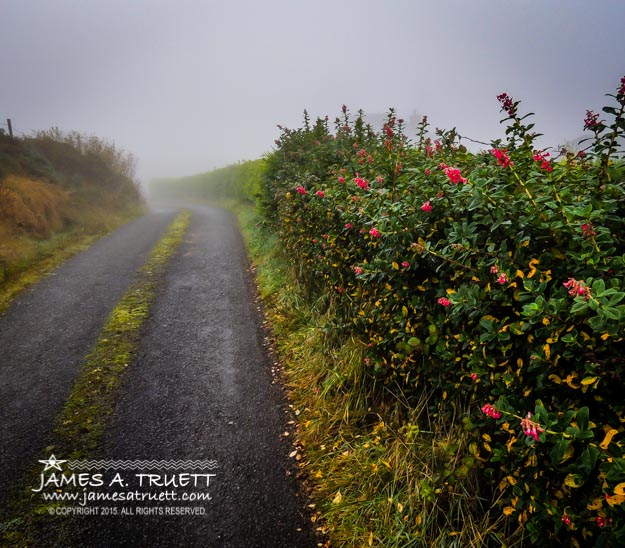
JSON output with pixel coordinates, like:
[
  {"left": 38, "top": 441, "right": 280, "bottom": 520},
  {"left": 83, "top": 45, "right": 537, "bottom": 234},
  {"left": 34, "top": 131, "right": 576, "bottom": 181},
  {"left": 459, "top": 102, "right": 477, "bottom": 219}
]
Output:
[{"left": 0, "top": 210, "right": 190, "bottom": 545}]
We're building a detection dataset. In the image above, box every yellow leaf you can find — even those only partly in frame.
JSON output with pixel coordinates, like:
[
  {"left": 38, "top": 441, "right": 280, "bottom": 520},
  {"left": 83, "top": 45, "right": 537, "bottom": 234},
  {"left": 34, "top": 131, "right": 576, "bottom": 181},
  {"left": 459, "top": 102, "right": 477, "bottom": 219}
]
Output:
[
  {"left": 483, "top": 442, "right": 492, "bottom": 452},
  {"left": 560, "top": 444, "right": 575, "bottom": 464},
  {"left": 368, "top": 531, "right": 374, "bottom": 546},
  {"left": 601, "top": 333, "right": 610, "bottom": 341},
  {"left": 600, "top": 428, "right": 619, "bottom": 450},
  {"left": 542, "top": 317, "right": 550, "bottom": 326},
  {"left": 528, "top": 258, "right": 539, "bottom": 278},
  {"left": 332, "top": 490, "right": 343, "bottom": 504},
  {"left": 446, "top": 288, "right": 456, "bottom": 295},
  {"left": 581, "top": 376, "right": 598, "bottom": 386},
  {"left": 381, "top": 460, "right": 392, "bottom": 470},
  {"left": 392, "top": 261, "right": 399, "bottom": 270},
  {"left": 565, "top": 373, "right": 580, "bottom": 389},
  {"left": 503, "top": 506, "right": 515, "bottom": 516},
  {"left": 543, "top": 343, "right": 551, "bottom": 359},
  {"left": 397, "top": 502, "right": 404, "bottom": 513},
  {"left": 516, "top": 270, "right": 525, "bottom": 279},
  {"left": 564, "top": 474, "right": 583, "bottom": 488},
  {"left": 482, "top": 433, "right": 492, "bottom": 442},
  {"left": 606, "top": 494, "right": 625, "bottom": 507},
  {"left": 506, "top": 436, "right": 517, "bottom": 452},
  {"left": 614, "top": 482, "right": 625, "bottom": 496},
  {"left": 587, "top": 497, "right": 603, "bottom": 511}
]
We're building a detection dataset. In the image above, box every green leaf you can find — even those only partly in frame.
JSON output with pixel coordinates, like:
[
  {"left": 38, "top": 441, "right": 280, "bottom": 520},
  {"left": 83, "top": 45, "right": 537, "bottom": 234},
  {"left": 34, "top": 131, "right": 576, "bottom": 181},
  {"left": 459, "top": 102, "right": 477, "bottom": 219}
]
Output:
[
  {"left": 600, "top": 305, "right": 622, "bottom": 321},
  {"left": 577, "top": 407, "right": 589, "bottom": 432}
]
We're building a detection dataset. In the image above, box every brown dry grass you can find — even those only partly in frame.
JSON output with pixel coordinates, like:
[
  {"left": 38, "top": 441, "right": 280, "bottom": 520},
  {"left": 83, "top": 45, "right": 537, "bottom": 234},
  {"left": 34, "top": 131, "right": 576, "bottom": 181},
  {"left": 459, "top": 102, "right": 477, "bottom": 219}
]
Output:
[{"left": 0, "top": 175, "right": 69, "bottom": 237}]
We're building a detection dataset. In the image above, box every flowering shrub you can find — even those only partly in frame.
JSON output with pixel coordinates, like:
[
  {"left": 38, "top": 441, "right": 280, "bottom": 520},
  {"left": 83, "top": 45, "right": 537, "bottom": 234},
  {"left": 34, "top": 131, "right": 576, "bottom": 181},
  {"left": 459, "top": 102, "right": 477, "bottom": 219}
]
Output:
[{"left": 262, "top": 81, "right": 625, "bottom": 545}]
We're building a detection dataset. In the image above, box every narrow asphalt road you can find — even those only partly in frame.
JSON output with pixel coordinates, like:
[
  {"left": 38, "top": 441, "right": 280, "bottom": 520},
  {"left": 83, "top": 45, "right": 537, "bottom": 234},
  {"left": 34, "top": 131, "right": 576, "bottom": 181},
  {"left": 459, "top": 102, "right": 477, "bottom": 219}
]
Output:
[
  {"left": 2, "top": 206, "right": 317, "bottom": 547},
  {"left": 79, "top": 206, "right": 316, "bottom": 547},
  {"left": 0, "top": 210, "right": 176, "bottom": 507}
]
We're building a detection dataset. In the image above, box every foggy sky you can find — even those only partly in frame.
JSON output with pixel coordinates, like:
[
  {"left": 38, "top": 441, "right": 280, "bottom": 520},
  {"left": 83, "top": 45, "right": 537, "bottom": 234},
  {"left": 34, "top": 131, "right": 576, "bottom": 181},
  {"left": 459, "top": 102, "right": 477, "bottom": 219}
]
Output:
[{"left": 1, "top": 0, "right": 624, "bottom": 184}]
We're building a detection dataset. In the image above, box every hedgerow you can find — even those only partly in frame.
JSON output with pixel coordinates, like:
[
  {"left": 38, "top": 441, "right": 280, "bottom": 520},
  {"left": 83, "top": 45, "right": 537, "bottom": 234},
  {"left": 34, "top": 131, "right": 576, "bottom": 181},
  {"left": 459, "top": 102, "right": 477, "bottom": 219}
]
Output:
[{"left": 262, "top": 78, "right": 625, "bottom": 545}]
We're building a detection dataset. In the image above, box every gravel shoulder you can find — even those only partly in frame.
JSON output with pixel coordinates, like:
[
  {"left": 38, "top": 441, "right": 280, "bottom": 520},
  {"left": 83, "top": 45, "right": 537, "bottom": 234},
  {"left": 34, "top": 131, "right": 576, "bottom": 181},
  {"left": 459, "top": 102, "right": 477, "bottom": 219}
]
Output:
[{"left": 0, "top": 210, "right": 176, "bottom": 506}]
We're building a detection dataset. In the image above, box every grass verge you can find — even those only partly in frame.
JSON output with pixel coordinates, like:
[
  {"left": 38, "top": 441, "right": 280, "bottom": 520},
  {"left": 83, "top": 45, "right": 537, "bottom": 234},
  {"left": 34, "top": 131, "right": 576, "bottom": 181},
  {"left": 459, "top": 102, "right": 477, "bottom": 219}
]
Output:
[
  {"left": 231, "top": 201, "right": 501, "bottom": 547},
  {"left": 0, "top": 209, "right": 144, "bottom": 316},
  {"left": 0, "top": 210, "right": 190, "bottom": 546}
]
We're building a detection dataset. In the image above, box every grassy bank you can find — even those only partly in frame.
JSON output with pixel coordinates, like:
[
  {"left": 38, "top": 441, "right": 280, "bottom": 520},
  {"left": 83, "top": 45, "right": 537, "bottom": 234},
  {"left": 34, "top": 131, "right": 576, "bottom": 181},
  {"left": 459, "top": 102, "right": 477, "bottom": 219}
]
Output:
[
  {"left": 0, "top": 131, "right": 144, "bottom": 310},
  {"left": 233, "top": 201, "right": 492, "bottom": 547}
]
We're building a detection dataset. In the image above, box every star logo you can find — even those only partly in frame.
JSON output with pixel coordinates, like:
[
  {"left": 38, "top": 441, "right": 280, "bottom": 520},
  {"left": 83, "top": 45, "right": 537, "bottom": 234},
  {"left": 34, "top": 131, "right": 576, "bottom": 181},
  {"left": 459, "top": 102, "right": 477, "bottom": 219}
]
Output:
[{"left": 38, "top": 454, "right": 67, "bottom": 471}]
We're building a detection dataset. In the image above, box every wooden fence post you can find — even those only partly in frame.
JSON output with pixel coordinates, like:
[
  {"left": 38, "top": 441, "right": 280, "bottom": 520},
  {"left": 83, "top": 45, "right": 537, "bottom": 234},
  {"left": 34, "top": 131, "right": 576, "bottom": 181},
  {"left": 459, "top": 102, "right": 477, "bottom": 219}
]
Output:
[{"left": 7, "top": 119, "right": 14, "bottom": 139}]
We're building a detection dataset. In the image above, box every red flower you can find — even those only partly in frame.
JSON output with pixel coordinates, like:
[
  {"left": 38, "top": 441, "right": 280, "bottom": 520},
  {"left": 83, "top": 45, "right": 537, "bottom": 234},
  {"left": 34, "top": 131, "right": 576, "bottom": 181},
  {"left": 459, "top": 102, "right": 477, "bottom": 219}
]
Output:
[
  {"left": 481, "top": 404, "right": 501, "bottom": 419},
  {"left": 497, "top": 92, "right": 516, "bottom": 116},
  {"left": 533, "top": 151, "right": 553, "bottom": 172},
  {"left": 353, "top": 266, "right": 363, "bottom": 275},
  {"left": 563, "top": 278, "right": 592, "bottom": 300},
  {"left": 520, "top": 412, "right": 544, "bottom": 442},
  {"left": 562, "top": 515, "right": 571, "bottom": 526},
  {"left": 438, "top": 297, "right": 451, "bottom": 307},
  {"left": 315, "top": 190, "right": 325, "bottom": 197},
  {"left": 369, "top": 227, "right": 381, "bottom": 238},
  {"left": 424, "top": 168, "right": 431, "bottom": 175},
  {"left": 338, "top": 176, "right": 345, "bottom": 183},
  {"left": 496, "top": 273, "right": 508, "bottom": 285},
  {"left": 354, "top": 174, "right": 370, "bottom": 190},
  {"left": 401, "top": 261, "right": 410, "bottom": 269},
  {"left": 584, "top": 110, "right": 600, "bottom": 130},
  {"left": 581, "top": 222, "right": 597, "bottom": 238},
  {"left": 618, "top": 75, "right": 625, "bottom": 102},
  {"left": 444, "top": 166, "right": 467, "bottom": 184},
  {"left": 421, "top": 200, "right": 432, "bottom": 213},
  {"left": 491, "top": 148, "right": 513, "bottom": 168},
  {"left": 345, "top": 223, "right": 353, "bottom": 229},
  {"left": 296, "top": 186, "right": 307, "bottom": 195}
]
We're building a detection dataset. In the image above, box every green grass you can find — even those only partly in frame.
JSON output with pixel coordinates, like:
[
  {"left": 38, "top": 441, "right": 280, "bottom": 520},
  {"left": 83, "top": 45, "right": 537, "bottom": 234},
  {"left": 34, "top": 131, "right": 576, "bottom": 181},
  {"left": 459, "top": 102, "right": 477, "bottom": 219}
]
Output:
[
  {"left": 231, "top": 201, "right": 501, "bottom": 547},
  {"left": 0, "top": 210, "right": 190, "bottom": 546}
]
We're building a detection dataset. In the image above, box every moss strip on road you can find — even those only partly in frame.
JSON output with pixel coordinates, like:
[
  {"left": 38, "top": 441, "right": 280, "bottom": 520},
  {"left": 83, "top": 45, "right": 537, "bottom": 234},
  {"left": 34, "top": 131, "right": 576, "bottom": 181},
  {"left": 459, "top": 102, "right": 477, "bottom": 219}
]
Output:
[
  {"left": 51, "top": 209, "right": 190, "bottom": 459},
  {"left": 0, "top": 210, "right": 190, "bottom": 545}
]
